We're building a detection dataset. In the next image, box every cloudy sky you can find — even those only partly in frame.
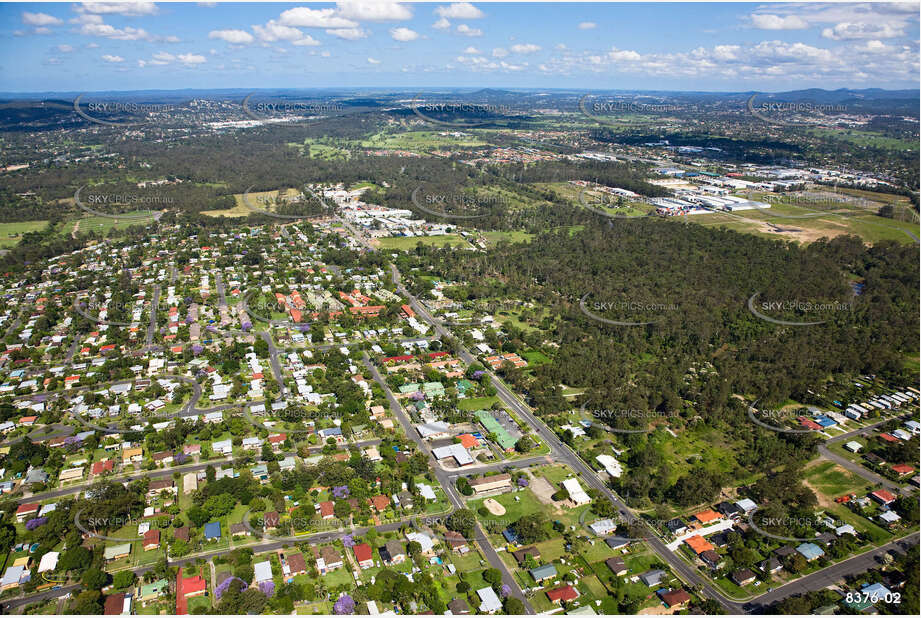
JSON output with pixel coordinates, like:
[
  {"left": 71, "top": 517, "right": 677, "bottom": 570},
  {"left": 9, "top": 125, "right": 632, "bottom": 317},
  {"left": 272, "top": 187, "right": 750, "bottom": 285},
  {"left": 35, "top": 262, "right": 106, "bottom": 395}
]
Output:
[{"left": 1, "top": 1, "right": 918, "bottom": 93}]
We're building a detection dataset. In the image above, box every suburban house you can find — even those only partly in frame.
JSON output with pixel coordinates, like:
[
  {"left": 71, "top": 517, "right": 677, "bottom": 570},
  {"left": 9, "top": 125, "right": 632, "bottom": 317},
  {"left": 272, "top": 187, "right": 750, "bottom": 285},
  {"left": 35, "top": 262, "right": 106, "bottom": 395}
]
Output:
[
  {"left": 530, "top": 564, "right": 558, "bottom": 583},
  {"left": 477, "top": 587, "right": 502, "bottom": 614},
  {"left": 315, "top": 546, "right": 343, "bottom": 574},
  {"left": 104, "top": 543, "right": 131, "bottom": 562},
  {"left": 546, "top": 585, "right": 580, "bottom": 604},
  {"left": 732, "top": 568, "right": 757, "bottom": 586},
  {"left": 286, "top": 552, "right": 308, "bottom": 578},
  {"left": 511, "top": 546, "right": 541, "bottom": 565},
  {"left": 379, "top": 540, "right": 406, "bottom": 565},
  {"left": 143, "top": 529, "right": 160, "bottom": 551},
  {"left": 469, "top": 474, "right": 511, "bottom": 494},
  {"left": 353, "top": 543, "right": 374, "bottom": 569},
  {"left": 605, "top": 557, "right": 628, "bottom": 576},
  {"left": 562, "top": 478, "right": 591, "bottom": 506},
  {"left": 658, "top": 589, "right": 691, "bottom": 609}
]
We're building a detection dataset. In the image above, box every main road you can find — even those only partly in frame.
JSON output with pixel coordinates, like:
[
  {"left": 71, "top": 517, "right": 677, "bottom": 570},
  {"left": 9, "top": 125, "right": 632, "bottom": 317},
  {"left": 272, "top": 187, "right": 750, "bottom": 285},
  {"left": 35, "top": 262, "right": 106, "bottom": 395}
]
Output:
[
  {"left": 144, "top": 284, "right": 160, "bottom": 348},
  {"left": 388, "top": 262, "right": 914, "bottom": 614},
  {"left": 390, "top": 248, "right": 740, "bottom": 609},
  {"left": 362, "top": 351, "right": 536, "bottom": 614},
  {"left": 818, "top": 414, "right": 911, "bottom": 493}
]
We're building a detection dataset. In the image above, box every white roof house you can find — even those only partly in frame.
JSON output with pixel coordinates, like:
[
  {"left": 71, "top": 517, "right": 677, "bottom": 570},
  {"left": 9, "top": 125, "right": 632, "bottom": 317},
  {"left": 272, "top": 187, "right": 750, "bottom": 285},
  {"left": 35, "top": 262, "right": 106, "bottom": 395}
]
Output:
[
  {"left": 253, "top": 560, "right": 273, "bottom": 583},
  {"left": 38, "top": 551, "right": 59, "bottom": 573},
  {"left": 562, "top": 478, "right": 591, "bottom": 505},
  {"left": 844, "top": 441, "right": 863, "bottom": 452},
  {"left": 405, "top": 532, "right": 435, "bottom": 554},
  {"left": 477, "top": 586, "right": 502, "bottom": 614},
  {"left": 1, "top": 565, "right": 26, "bottom": 588},
  {"left": 879, "top": 511, "right": 901, "bottom": 524},
  {"left": 415, "top": 421, "right": 451, "bottom": 440},
  {"left": 735, "top": 498, "right": 757, "bottom": 513},
  {"left": 589, "top": 519, "right": 617, "bottom": 536},
  {"left": 595, "top": 454, "right": 622, "bottom": 478},
  {"left": 432, "top": 443, "right": 474, "bottom": 466},
  {"left": 418, "top": 484, "right": 437, "bottom": 501},
  {"left": 242, "top": 437, "right": 263, "bottom": 449}
]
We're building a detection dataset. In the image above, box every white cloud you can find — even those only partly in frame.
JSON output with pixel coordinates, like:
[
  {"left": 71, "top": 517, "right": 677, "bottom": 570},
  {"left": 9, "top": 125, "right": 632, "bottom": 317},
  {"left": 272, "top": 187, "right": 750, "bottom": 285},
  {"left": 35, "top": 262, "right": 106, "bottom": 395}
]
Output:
[
  {"left": 822, "top": 22, "right": 904, "bottom": 40},
  {"left": 856, "top": 40, "right": 891, "bottom": 53},
  {"left": 178, "top": 53, "right": 206, "bottom": 65},
  {"left": 326, "top": 28, "right": 368, "bottom": 40},
  {"left": 463, "top": 46, "right": 481, "bottom": 54},
  {"left": 337, "top": 1, "right": 413, "bottom": 22},
  {"left": 555, "top": 43, "right": 567, "bottom": 50},
  {"left": 79, "top": 22, "right": 154, "bottom": 41},
  {"left": 432, "top": 17, "right": 451, "bottom": 30},
  {"left": 151, "top": 51, "right": 175, "bottom": 65},
  {"left": 71, "top": 14, "right": 103, "bottom": 25},
  {"left": 77, "top": 2, "right": 159, "bottom": 17},
  {"left": 750, "top": 14, "right": 809, "bottom": 30},
  {"left": 607, "top": 47, "right": 642, "bottom": 62},
  {"left": 456, "top": 24, "right": 482, "bottom": 37},
  {"left": 72, "top": 14, "right": 155, "bottom": 41},
  {"left": 367, "top": 57, "right": 381, "bottom": 64},
  {"left": 22, "top": 12, "right": 63, "bottom": 26},
  {"left": 436, "top": 3, "right": 484, "bottom": 19},
  {"left": 138, "top": 50, "right": 206, "bottom": 68},
  {"left": 278, "top": 7, "right": 357, "bottom": 29},
  {"left": 510, "top": 43, "right": 540, "bottom": 54},
  {"left": 390, "top": 27, "right": 419, "bottom": 41},
  {"left": 292, "top": 35, "right": 321, "bottom": 46},
  {"left": 57, "top": 44, "right": 74, "bottom": 52},
  {"left": 578, "top": 22, "right": 596, "bottom": 30},
  {"left": 750, "top": 40, "right": 835, "bottom": 64},
  {"left": 101, "top": 54, "right": 124, "bottom": 63},
  {"left": 491, "top": 47, "right": 508, "bottom": 58},
  {"left": 209, "top": 29, "right": 254, "bottom": 45},
  {"left": 712, "top": 45, "right": 740, "bottom": 61},
  {"left": 86, "top": 42, "right": 99, "bottom": 48},
  {"left": 252, "top": 21, "right": 304, "bottom": 42}
]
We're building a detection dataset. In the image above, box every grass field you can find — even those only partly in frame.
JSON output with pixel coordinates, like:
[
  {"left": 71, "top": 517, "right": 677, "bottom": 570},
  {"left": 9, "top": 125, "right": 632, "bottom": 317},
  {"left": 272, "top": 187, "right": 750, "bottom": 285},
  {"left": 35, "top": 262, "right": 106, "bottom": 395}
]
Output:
[
  {"left": 482, "top": 230, "right": 535, "bottom": 246},
  {"left": 691, "top": 193, "right": 919, "bottom": 245},
  {"left": 808, "top": 127, "right": 920, "bottom": 152},
  {"left": 361, "top": 130, "right": 488, "bottom": 151},
  {"left": 376, "top": 234, "right": 467, "bottom": 250},
  {"left": 457, "top": 395, "right": 499, "bottom": 411},
  {"left": 0, "top": 220, "right": 48, "bottom": 247},
  {"left": 302, "top": 138, "right": 350, "bottom": 160},
  {"left": 803, "top": 460, "right": 870, "bottom": 498},
  {"left": 203, "top": 188, "right": 301, "bottom": 218},
  {"left": 61, "top": 211, "right": 157, "bottom": 236},
  {"left": 545, "top": 182, "right": 656, "bottom": 218}
]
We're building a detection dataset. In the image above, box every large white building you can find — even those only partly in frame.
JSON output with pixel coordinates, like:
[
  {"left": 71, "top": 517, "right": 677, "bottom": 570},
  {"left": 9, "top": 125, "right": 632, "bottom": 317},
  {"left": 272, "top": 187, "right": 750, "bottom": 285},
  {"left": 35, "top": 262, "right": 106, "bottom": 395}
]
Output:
[
  {"left": 562, "top": 478, "right": 591, "bottom": 506},
  {"left": 596, "top": 454, "right": 623, "bottom": 478}
]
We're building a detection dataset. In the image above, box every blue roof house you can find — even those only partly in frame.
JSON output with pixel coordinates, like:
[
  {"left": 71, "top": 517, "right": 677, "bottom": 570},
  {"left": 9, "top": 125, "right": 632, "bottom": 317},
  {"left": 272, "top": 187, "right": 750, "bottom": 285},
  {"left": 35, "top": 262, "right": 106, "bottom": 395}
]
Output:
[
  {"left": 204, "top": 521, "right": 221, "bottom": 541},
  {"left": 796, "top": 542, "right": 825, "bottom": 562}
]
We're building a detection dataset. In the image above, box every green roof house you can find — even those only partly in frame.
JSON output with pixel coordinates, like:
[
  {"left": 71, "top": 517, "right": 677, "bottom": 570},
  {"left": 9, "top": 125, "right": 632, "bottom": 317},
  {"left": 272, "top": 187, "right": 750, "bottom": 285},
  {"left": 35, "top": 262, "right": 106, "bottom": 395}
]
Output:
[{"left": 475, "top": 410, "right": 518, "bottom": 451}]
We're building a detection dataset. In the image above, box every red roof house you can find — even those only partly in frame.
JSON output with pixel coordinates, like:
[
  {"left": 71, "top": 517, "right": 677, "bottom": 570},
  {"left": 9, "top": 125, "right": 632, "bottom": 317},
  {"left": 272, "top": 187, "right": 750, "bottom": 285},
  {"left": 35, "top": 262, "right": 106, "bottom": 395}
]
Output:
[
  {"left": 870, "top": 489, "right": 897, "bottom": 505},
  {"left": 143, "top": 529, "right": 160, "bottom": 550},
  {"left": 353, "top": 543, "right": 374, "bottom": 568},
  {"left": 546, "top": 585, "right": 580, "bottom": 604}
]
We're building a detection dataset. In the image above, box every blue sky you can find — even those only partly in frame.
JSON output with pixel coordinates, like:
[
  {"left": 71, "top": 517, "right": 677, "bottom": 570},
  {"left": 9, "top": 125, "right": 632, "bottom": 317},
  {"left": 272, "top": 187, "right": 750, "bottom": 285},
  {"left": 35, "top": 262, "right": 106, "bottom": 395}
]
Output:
[{"left": 1, "top": 2, "right": 918, "bottom": 93}]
